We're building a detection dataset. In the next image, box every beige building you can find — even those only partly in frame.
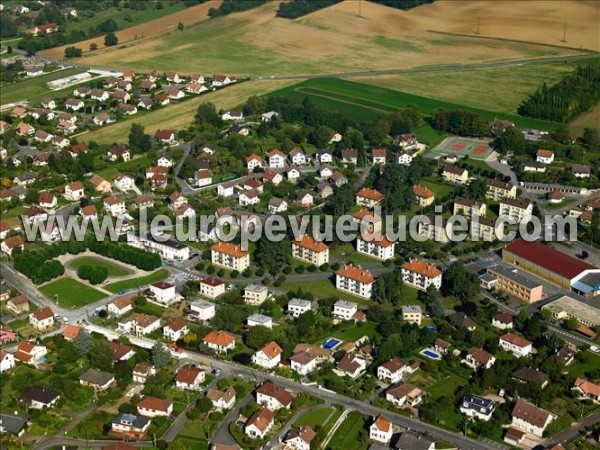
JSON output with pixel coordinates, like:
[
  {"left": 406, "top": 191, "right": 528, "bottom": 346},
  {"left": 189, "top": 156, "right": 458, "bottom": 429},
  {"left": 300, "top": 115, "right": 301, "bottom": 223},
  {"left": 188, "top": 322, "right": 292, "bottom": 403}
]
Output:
[
  {"left": 487, "top": 179, "right": 516, "bottom": 201},
  {"left": 243, "top": 284, "right": 270, "bottom": 305},
  {"left": 453, "top": 197, "right": 487, "bottom": 217},
  {"left": 442, "top": 164, "right": 469, "bottom": 184},
  {"left": 211, "top": 242, "right": 250, "bottom": 271},
  {"left": 291, "top": 235, "right": 329, "bottom": 266},
  {"left": 499, "top": 198, "right": 532, "bottom": 222},
  {"left": 413, "top": 185, "right": 435, "bottom": 207}
]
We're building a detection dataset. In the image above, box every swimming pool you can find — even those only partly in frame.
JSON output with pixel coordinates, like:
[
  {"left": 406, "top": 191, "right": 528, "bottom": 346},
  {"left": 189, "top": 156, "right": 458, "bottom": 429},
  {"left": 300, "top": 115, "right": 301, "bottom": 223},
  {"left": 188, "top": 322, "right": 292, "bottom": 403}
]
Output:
[
  {"left": 322, "top": 338, "right": 342, "bottom": 350},
  {"left": 420, "top": 348, "right": 441, "bottom": 360},
  {"left": 38, "top": 356, "right": 48, "bottom": 363}
]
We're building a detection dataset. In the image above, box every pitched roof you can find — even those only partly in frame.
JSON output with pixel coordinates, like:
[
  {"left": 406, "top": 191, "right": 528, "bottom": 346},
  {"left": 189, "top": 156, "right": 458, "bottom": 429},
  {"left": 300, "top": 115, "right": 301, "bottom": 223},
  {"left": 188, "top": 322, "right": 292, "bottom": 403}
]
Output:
[
  {"left": 137, "top": 396, "right": 173, "bottom": 412},
  {"left": 259, "top": 341, "right": 283, "bottom": 360},
  {"left": 413, "top": 184, "right": 434, "bottom": 198},
  {"left": 443, "top": 164, "right": 466, "bottom": 175},
  {"left": 286, "top": 425, "right": 316, "bottom": 444},
  {"left": 32, "top": 306, "right": 53, "bottom": 321},
  {"left": 108, "top": 341, "right": 134, "bottom": 360},
  {"left": 21, "top": 387, "right": 59, "bottom": 405},
  {"left": 511, "top": 399, "right": 552, "bottom": 427},
  {"left": 292, "top": 235, "right": 328, "bottom": 253},
  {"left": 211, "top": 242, "right": 248, "bottom": 258},
  {"left": 493, "top": 313, "right": 514, "bottom": 324},
  {"left": 203, "top": 331, "right": 236, "bottom": 347},
  {"left": 337, "top": 353, "right": 363, "bottom": 374},
  {"left": 166, "top": 317, "right": 187, "bottom": 332},
  {"left": 402, "top": 259, "right": 442, "bottom": 278},
  {"left": 336, "top": 264, "right": 374, "bottom": 284},
  {"left": 62, "top": 324, "right": 80, "bottom": 340},
  {"left": 356, "top": 188, "right": 383, "bottom": 201},
  {"left": 79, "top": 369, "right": 114, "bottom": 386},
  {"left": 381, "top": 357, "right": 405, "bottom": 373},
  {"left": 246, "top": 407, "right": 273, "bottom": 431},
  {"left": 512, "top": 367, "right": 549, "bottom": 386},
  {"left": 500, "top": 333, "right": 532, "bottom": 348},
  {"left": 110, "top": 295, "right": 132, "bottom": 310},
  {"left": 256, "top": 382, "right": 293, "bottom": 407},
  {"left": 3, "top": 235, "right": 25, "bottom": 249},
  {"left": 573, "top": 378, "right": 600, "bottom": 397},
  {"left": 467, "top": 347, "right": 493, "bottom": 365},
  {"left": 175, "top": 365, "right": 204, "bottom": 384},
  {"left": 386, "top": 382, "right": 421, "bottom": 401},
  {"left": 372, "top": 413, "right": 391, "bottom": 433}
]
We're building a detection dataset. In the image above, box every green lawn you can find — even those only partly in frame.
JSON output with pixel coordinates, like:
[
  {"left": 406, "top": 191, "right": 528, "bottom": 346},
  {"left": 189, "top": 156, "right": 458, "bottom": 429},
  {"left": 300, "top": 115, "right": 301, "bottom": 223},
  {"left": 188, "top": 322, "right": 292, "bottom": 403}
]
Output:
[
  {"left": 105, "top": 268, "right": 170, "bottom": 293},
  {"left": 62, "top": 2, "right": 186, "bottom": 36},
  {"left": 69, "top": 256, "right": 132, "bottom": 277},
  {"left": 96, "top": 154, "right": 153, "bottom": 180},
  {"left": 419, "top": 178, "right": 454, "bottom": 199},
  {"left": 281, "top": 278, "right": 372, "bottom": 305},
  {"left": 568, "top": 351, "right": 600, "bottom": 378},
  {"left": 427, "top": 372, "right": 469, "bottom": 401},
  {"left": 331, "top": 321, "right": 378, "bottom": 342},
  {"left": 294, "top": 407, "right": 335, "bottom": 428},
  {"left": 327, "top": 411, "right": 369, "bottom": 450},
  {"left": 268, "top": 78, "right": 562, "bottom": 132},
  {"left": 1, "top": 67, "right": 84, "bottom": 104},
  {"left": 39, "top": 277, "right": 107, "bottom": 307}
]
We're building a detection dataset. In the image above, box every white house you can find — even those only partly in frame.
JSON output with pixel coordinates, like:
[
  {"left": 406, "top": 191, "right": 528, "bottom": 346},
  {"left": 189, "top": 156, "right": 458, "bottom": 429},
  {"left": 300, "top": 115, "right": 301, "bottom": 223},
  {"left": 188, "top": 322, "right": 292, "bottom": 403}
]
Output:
[
  {"left": 499, "top": 333, "right": 533, "bottom": 358},
  {"left": 188, "top": 300, "right": 215, "bottom": 322},
  {"left": 289, "top": 148, "right": 307, "bottom": 165},
  {"left": 0, "top": 350, "right": 15, "bottom": 373},
  {"left": 206, "top": 387, "right": 236, "bottom": 411},
  {"left": 261, "top": 111, "right": 278, "bottom": 122},
  {"left": 199, "top": 278, "right": 226, "bottom": 299},
  {"left": 511, "top": 399, "right": 554, "bottom": 437},
  {"left": 369, "top": 414, "right": 393, "bottom": 444},
  {"left": 29, "top": 307, "right": 54, "bottom": 331},
  {"left": 175, "top": 365, "right": 205, "bottom": 390},
  {"left": 245, "top": 407, "right": 273, "bottom": 439},
  {"left": 195, "top": 169, "right": 212, "bottom": 187},
  {"left": 332, "top": 300, "right": 358, "bottom": 322},
  {"left": 221, "top": 110, "right": 243, "bottom": 121},
  {"left": 252, "top": 341, "right": 283, "bottom": 369},
  {"left": 64, "top": 181, "right": 85, "bottom": 201},
  {"left": 247, "top": 313, "right": 273, "bottom": 329},
  {"left": 246, "top": 154, "right": 263, "bottom": 171},
  {"left": 536, "top": 149, "right": 555, "bottom": 164},
  {"left": 267, "top": 149, "right": 286, "bottom": 169},
  {"left": 287, "top": 298, "right": 312, "bottom": 318},
  {"left": 397, "top": 151, "right": 413, "bottom": 166},
  {"left": 118, "top": 314, "right": 161, "bottom": 337},
  {"left": 460, "top": 395, "right": 495, "bottom": 421},
  {"left": 356, "top": 235, "right": 396, "bottom": 261},
  {"left": 103, "top": 196, "right": 126, "bottom": 216},
  {"left": 290, "top": 351, "right": 319, "bottom": 375},
  {"left": 377, "top": 358, "right": 407, "bottom": 384},
  {"left": 284, "top": 426, "right": 316, "bottom": 450},
  {"left": 157, "top": 156, "right": 174, "bottom": 168},
  {"left": 244, "top": 284, "right": 269, "bottom": 305},
  {"left": 163, "top": 318, "right": 189, "bottom": 341},
  {"left": 137, "top": 397, "right": 173, "bottom": 418},
  {"left": 256, "top": 382, "right": 294, "bottom": 410},
  {"left": 385, "top": 382, "right": 423, "bottom": 408},
  {"left": 217, "top": 181, "right": 236, "bottom": 197},
  {"left": 148, "top": 282, "right": 178, "bottom": 305},
  {"left": 239, "top": 190, "right": 260, "bottom": 206},
  {"left": 113, "top": 173, "right": 135, "bottom": 191},
  {"left": 107, "top": 295, "right": 133, "bottom": 316},
  {"left": 203, "top": 331, "right": 236, "bottom": 353}
]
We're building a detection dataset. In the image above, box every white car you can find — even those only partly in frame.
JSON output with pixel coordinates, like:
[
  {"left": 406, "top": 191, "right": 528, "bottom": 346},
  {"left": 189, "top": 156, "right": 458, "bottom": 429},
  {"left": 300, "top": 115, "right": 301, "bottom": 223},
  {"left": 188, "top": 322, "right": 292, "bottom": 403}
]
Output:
[{"left": 590, "top": 345, "right": 599, "bottom": 354}]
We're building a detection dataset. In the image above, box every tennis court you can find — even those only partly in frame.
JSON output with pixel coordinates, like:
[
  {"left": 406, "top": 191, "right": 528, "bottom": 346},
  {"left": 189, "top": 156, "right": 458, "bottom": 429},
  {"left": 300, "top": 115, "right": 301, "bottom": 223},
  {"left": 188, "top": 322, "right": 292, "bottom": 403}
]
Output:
[{"left": 432, "top": 137, "right": 493, "bottom": 160}]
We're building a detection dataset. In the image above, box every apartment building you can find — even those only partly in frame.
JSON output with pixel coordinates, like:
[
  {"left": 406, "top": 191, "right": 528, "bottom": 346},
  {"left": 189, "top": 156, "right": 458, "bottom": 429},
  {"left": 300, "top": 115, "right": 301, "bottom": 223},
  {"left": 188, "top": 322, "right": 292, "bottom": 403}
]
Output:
[
  {"left": 499, "top": 197, "right": 532, "bottom": 222},
  {"left": 401, "top": 259, "right": 442, "bottom": 291},
  {"left": 211, "top": 242, "right": 250, "bottom": 271},
  {"left": 335, "top": 265, "right": 374, "bottom": 299},
  {"left": 355, "top": 234, "right": 396, "bottom": 261},
  {"left": 291, "top": 235, "right": 330, "bottom": 266}
]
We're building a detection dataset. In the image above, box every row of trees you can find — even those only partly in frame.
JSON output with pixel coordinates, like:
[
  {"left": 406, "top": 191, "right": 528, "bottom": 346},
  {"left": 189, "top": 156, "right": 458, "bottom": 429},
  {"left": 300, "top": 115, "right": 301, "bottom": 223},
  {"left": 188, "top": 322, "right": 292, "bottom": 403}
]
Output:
[
  {"left": 208, "top": 0, "right": 267, "bottom": 18},
  {"left": 429, "top": 109, "right": 490, "bottom": 137},
  {"left": 276, "top": 0, "right": 341, "bottom": 19},
  {"left": 13, "top": 242, "right": 67, "bottom": 284},
  {"left": 88, "top": 240, "right": 162, "bottom": 271},
  {"left": 519, "top": 62, "right": 600, "bottom": 122}
]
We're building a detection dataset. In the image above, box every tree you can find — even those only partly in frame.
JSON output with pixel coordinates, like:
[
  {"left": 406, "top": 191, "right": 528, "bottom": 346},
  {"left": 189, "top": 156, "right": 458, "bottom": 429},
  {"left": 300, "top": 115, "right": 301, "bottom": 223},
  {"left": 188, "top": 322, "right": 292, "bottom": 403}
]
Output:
[
  {"left": 73, "top": 329, "right": 92, "bottom": 356},
  {"left": 582, "top": 128, "right": 600, "bottom": 151},
  {"left": 195, "top": 103, "right": 221, "bottom": 128},
  {"left": 104, "top": 32, "right": 119, "bottom": 47},
  {"left": 64, "top": 46, "right": 82, "bottom": 58},
  {"left": 197, "top": 396, "right": 213, "bottom": 413},
  {"left": 128, "top": 123, "right": 152, "bottom": 152},
  {"left": 296, "top": 311, "right": 316, "bottom": 335},
  {"left": 245, "top": 326, "right": 272, "bottom": 350},
  {"left": 177, "top": 22, "right": 184, "bottom": 31},
  {"left": 441, "top": 262, "right": 479, "bottom": 301},
  {"left": 90, "top": 43, "right": 98, "bottom": 51},
  {"left": 495, "top": 126, "right": 527, "bottom": 154},
  {"left": 254, "top": 235, "right": 291, "bottom": 270},
  {"left": 90, "top": 339, "right": 113, "bottom": 371},
  {"left": 151, "top": 342, "right": 172, "bottom": 368}
]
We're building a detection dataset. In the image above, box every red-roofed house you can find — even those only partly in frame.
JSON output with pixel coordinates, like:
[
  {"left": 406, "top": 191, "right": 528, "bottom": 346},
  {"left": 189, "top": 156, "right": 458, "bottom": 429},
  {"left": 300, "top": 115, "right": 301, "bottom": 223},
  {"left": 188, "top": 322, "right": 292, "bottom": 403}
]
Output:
[
  {"left": 499, "top": 333, "right": 533, "bottom": 358},
  {"left": 252, "top": 341, "right": 283, "bottom": 369},
  {"left": 369, "top": 414, "right": 393, "bottom": 443},
  {"left": 203, "top": 331, "right": 236, "bottom": 353},
  {"left": 29, "top": 307, "right": 54, "bottom": 331},
  {"left": 175, "top": 365, "right": 205, "bottom": 390},
  {"left": 163, "top": 317, "right": 189, "bottom": 341}
]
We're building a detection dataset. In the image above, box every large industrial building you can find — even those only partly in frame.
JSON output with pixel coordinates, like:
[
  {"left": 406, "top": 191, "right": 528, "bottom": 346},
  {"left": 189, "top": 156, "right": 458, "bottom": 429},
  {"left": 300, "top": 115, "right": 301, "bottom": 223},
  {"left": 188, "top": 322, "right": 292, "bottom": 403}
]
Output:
[
  {"left": 503, "top": 240, "right": 596, "bottom": 290},
  {"left": 542, "top": 295, "right": 600, "bottom": 328}
]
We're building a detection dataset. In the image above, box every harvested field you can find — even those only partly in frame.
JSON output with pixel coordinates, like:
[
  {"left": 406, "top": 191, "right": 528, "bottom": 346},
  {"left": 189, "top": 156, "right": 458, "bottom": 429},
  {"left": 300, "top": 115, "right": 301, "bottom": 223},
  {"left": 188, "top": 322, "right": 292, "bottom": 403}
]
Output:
[
  {"left": 80, "top": 79, "right": 295, "bottom": 145},
  {"left": 40, "top": 1, "right": 222, "bottom": 59},
  {"left": 570, "top": 103, "right": 600, "bottom": 136},
  {"left": 60, "top": 1, "right": 595, "bottom": 75},
  {"left": 351, "top": 62, "right": 577, "bottom": 116}
]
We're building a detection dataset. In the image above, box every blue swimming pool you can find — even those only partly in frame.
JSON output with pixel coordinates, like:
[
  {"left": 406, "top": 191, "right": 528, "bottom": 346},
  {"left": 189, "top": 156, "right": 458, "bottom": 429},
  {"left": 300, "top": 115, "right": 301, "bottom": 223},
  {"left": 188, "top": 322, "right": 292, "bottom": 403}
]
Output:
[
  {"left": 322, "top": 338, "right": 342, "bottom": 350},
  {"left": 38, "top": 356, "right": 48, "bottom": 363},
  {"left": 420, "top": 348, "right": 441, "bottom": 360}
]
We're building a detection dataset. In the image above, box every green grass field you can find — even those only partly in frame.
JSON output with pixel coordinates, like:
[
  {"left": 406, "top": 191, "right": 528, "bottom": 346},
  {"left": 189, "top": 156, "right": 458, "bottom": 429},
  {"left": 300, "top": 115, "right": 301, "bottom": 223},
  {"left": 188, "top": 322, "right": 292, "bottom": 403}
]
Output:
[
  {"left": 294, "top": 407, "right": 335, "bottom": 428},
  {"left": 1, "top": 67, "right": 83, "bottom": 105},
  {"left": 281, "top": 278, "right": 371, "bottom": 305},
  {"left": 268, "top": 78, "right": 562, "bottom": 132},
  {"left": 61, "top": 2, "right": 186, "bottom": 36},
  {"left": 96, "top": 154, "right": 153, "bottom": 180},
  {"left": 327, "top": 411, "right": 369, "bottom": 450},
  {"left": 68, "top": 256, "right": 132, "bottom": 277},
  {"left": 39, "top": 277, "right": 107, "bottom": 307},
  {"left": 105, "top": 268, "right": 170, "bottom": 293}
]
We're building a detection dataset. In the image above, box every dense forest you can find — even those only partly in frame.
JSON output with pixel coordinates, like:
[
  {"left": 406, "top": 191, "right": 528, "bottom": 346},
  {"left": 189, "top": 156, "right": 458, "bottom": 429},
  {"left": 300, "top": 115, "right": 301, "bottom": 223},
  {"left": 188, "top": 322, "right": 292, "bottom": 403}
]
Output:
[
  {"left": 518, "top": 62, "right": 600, "bottom": 123},
  {"left": 208, "top": 0, "right": 267, "bottom": 18},
  {"left": 277, "top": 0, "right": 342, "bottom": 19},
  {"left": 428, "top": 110, "right": 490, "bottom": 137},
  {"left": 369, "top": 0, "right": 434, "bottom": 10}
]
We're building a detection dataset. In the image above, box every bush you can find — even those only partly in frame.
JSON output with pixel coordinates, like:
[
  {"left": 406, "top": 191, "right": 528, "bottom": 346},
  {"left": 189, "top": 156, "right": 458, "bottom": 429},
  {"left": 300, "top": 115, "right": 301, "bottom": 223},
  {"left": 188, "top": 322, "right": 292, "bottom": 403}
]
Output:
[
  {"left": 294, "top": 265, "right": 305, "bottom": 274},
  {"left": 242, "top": 268, "right": 253, "bottom": 278},
  {"left": 195, "top": 262, "right": 205, "bottom": 271},
  {"left": 217, "top": 269, "right": 225, "bottom": 277},
  {"left": 134, "top": 296, "right": 147, "bottom": 307},
  {"left": 230, "top": 270, "right": 239, "bottom": 278},
  {"left": 206, "top": 266, "right": 215, "bottom": 274},
  {"left": 255, "top": 268, "right": 265, "bottom": 276},
  {"left": 64, "top": 46, "right": 82, "bottom": 58},
  {"left": 319, "top": 263, "right": 329, "bottom": 271},
  {"left": 307, "top": 264, "right": 317, "bottom": 272},
  {"left": 283, "top": 266, "right": 292, "bottom": 274}
]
